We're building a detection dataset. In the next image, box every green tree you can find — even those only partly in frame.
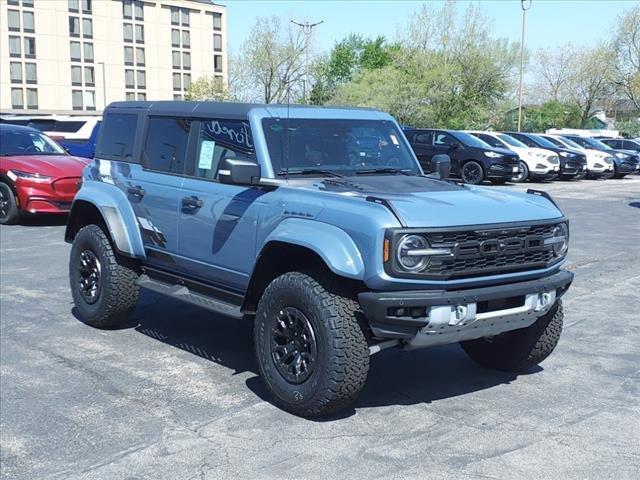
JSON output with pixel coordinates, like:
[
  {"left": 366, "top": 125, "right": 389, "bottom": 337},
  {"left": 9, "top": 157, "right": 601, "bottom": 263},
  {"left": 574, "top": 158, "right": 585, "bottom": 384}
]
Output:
[
  {"left": 184, "top": 76, "right": 228, "bottom": 101},
  {"left": 612, "top": 4, "right": 640, "bottom": 110}
]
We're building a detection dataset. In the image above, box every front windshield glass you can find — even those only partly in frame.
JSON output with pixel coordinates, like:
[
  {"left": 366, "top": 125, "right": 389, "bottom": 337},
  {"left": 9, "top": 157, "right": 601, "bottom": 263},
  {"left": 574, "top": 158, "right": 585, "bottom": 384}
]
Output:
[
  {"left": 582, "top": 137, "right": 612, "bottom": 150},
  {"left": 558, "top": 136, "right": 583, "bottom": 149},
  {"left": 262, "top": 118, "right": 420, "bottom": 175},
  {"left": 542, "top": 136, "right": 565, "bottom": 147},
  {"left": 450, "top": 131, "right": 492, "bottom": 148},
  {"left": 529, "top": 134, "right": 557, "bottom": 149},
  {"left": 0, "top": 128, "right": 66, "bottom": 156},
  {"left": 497, "top": 133, "right": 528, "bottom": 148}
]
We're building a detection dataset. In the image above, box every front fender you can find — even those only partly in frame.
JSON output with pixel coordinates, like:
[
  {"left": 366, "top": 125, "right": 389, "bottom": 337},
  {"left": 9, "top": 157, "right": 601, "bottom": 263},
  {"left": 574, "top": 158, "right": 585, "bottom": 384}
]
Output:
[
  {"left": 68, "top": 181, "right": 145, "bottom": 258},
  {"left": 262, "top": 218, "right": 365, "bottom": 280}
]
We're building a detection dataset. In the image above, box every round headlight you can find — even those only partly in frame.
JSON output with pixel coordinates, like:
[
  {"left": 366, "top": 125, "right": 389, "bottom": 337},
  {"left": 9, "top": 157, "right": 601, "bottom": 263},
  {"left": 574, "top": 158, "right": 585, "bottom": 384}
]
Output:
[
  {"left": 552, "top": 223, "right": 569, "bottom": 256},
  {"left": 397, "top": 234, "right": 430, "bottom": 271}
]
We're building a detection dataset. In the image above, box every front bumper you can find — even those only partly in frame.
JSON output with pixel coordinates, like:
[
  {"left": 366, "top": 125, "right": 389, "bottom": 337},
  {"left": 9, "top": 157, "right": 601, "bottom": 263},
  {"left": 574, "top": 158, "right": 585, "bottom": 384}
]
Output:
[
  {"left": 487, "top": 162, "right": 520, "bottom": 179},
  {"left": 15, "top": 177, "right": 80, "bottom": 214},
  {"left": 358, "top": 269, "right": 573, "bottom": 340}
]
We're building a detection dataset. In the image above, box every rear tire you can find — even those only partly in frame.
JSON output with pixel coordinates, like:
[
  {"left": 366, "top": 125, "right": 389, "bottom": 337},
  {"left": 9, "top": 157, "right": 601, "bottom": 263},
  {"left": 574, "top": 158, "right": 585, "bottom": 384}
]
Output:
[
  {"left": 460, "top": 300, "right": 563, "bottom": 373},
  {"left": 69, "top": 224, "right": 139, "bottom": 328},
  {"left": 460, "top": 161, "right": 485, "bottom": 185},
  {"left": 0, "top": 182, "right": 20, "bottom": 225},
  {"left": 254, "top": 271, "right": 370, "bottom": 417}
]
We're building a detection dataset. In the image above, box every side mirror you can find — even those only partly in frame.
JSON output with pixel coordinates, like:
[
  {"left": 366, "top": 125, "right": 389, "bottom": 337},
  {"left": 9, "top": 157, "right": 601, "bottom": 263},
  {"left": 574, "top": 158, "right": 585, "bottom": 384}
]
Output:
[
  {"left": 429, "top": 154, "right": 451, "bottom": 180},
  {"left": 218, "top": 157, "right": 261, "bottom": 186}
]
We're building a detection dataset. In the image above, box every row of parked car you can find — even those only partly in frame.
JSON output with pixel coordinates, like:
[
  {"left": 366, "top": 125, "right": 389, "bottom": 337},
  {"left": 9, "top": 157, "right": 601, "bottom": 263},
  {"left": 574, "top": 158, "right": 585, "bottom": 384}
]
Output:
[
  {"left": 403, "top": 127, "right": 640, "bottom": 185},
  {"left": 1, "top": 110, "right": 639, "bottom": 225}
]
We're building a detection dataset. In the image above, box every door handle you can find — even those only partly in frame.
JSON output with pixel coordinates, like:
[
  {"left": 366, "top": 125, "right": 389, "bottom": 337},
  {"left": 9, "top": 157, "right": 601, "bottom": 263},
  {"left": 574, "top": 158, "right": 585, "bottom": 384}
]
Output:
[
  {"left": 127, "top": 185, "right": 145, "bottom": 198},
  {"left": 181, "top": 196, "right": 203, "bottom": 212}
]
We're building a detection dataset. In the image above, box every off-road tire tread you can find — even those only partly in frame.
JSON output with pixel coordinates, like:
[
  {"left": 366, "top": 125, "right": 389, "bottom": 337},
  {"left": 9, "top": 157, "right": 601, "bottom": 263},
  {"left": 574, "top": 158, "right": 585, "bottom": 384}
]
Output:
[
  {"left": 71, "top": 225, "right": 139, "bottom": 328},
  {"left": 255, "top": 271, "right": 369, "bottom": 417},
  {"left": 460, "top": 301, "right": 563, "bottom": 373}
]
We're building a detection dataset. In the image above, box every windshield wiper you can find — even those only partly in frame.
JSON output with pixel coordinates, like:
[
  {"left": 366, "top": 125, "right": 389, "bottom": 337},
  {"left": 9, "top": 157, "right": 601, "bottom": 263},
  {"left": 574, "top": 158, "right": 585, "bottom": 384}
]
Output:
[
  {"left": 355, "top": 167, "right": 413, "bottom": 176},
  {"left": 277, "top": 168, "right": 345, "bottom": 178}
]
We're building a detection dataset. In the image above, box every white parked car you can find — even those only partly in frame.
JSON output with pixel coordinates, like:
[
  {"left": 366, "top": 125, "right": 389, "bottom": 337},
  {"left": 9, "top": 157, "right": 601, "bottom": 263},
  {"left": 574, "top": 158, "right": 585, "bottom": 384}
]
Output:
[
  {"left": 26, "top": 115, "right": 101, "bottom": 141},
  {"left": 467, "top": 131, "right": 560, "bottom": 182},
  {"left": 540, "top": 134, "right": 614, "bottom": 179}
]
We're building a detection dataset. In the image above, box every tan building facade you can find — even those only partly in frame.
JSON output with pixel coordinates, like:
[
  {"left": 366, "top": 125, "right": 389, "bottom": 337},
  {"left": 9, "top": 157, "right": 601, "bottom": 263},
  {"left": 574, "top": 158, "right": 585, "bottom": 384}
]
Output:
[{"left": 0, "top": 0, "right": 227, "bottom": 113}]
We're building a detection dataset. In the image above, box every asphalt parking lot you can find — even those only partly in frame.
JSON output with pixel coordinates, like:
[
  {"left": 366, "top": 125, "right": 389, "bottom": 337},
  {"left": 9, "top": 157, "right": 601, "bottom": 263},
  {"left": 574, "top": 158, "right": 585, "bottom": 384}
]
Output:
[{"left": 1, "top": 177, "right": 639, "bottom": 480}]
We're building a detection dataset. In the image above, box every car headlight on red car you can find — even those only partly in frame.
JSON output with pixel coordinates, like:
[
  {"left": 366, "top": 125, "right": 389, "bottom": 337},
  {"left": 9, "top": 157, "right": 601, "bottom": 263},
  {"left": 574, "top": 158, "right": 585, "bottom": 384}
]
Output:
[{"left": 6, "top": 170, "right": 53, "bottom": 183}]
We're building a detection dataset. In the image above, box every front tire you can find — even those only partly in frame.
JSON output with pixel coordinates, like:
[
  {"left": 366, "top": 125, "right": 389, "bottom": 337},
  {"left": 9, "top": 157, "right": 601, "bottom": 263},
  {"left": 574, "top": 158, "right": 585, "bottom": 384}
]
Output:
[
  {"left": 460, "top": 300, "right": 563, "bottom": 373},
  {"left": 0, "top": 182, "right": 20, "bottom": 225},
  {"left": 460, "top": 161, "right": 485, "bottom": 185},
  {"left": 512, "top": 161, "right": 529, "bottom": 183},
  {"left": 69, "top": 225, "right": 139, "bottom": 328},
  {"left": 254, "top": 271, "right": 370, "bottom": 417}
]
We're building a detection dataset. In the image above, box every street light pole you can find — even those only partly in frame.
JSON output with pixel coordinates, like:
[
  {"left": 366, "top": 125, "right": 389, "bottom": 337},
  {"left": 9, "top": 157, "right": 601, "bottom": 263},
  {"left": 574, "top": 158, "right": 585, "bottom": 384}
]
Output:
[
  {"left": 291, "top": 19, "right": 323, "bottom": 104},
  {"left": 517, "top": 0, "right": 532, "bottom": 132},
  {"left": 98, "top": 62, "right": 107, "bottom": 111}
]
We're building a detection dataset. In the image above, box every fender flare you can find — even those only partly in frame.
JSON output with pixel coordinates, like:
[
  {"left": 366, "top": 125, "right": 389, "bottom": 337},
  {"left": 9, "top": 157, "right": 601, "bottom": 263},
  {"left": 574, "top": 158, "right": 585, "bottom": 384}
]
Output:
[
  {"left": 261, "top": 217, "right": 365, "bottom": 280},
  {"left": 66, "top": 182, "right": 145, "bottom": 258}
]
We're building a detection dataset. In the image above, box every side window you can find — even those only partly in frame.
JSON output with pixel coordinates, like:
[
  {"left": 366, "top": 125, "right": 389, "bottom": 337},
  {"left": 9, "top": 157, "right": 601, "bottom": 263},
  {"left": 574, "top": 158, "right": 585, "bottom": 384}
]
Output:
[
  {"left": 413, "top": 132, "right": 431, "bottom": 144},
  {"left": 188, "top": 119, "right": 255, "bottom": 181},
  {"left": 142, "top": 117, "right": 190, "bottom": 174},
  {"left": 612, "top": 140, "right": 623, "bottom": 149},
  {"left": 433, "top": 132, "right": 455, "bottom": 146},
  {"left": 96, "top": 113, "right": 138, "bottom": 161}
]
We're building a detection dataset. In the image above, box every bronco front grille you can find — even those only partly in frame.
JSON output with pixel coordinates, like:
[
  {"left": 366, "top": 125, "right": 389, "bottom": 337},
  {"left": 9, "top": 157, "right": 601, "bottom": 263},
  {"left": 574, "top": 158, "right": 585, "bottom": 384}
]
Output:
[{"left": 386, "top": 221, "right": 563, "bottom": 280}]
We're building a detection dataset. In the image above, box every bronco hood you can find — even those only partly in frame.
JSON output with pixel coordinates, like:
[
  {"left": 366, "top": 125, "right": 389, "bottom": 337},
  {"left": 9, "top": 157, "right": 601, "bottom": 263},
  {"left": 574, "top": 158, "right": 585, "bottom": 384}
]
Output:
[{"left": 318, "top": 175, "right": 562, "bottom": 227}]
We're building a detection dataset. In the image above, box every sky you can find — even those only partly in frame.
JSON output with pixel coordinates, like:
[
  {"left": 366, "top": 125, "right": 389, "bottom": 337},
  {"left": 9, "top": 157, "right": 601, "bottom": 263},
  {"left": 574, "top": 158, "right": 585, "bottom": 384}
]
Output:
[{"left": 224, "top": 0, "right": 633, "bottom": 55}]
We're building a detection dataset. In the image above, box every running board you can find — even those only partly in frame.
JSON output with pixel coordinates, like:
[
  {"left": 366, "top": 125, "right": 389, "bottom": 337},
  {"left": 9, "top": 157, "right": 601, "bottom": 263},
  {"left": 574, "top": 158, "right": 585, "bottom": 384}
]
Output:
[{"left": 136, "top": 274, "right": 243, "bottom": 320}]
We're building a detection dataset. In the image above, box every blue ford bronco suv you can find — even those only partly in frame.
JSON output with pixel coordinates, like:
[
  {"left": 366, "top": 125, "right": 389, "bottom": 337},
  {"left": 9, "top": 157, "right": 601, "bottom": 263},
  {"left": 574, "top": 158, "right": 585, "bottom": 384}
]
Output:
[{"left": 66, "top": 101, "right": 573, "bottom": 417}]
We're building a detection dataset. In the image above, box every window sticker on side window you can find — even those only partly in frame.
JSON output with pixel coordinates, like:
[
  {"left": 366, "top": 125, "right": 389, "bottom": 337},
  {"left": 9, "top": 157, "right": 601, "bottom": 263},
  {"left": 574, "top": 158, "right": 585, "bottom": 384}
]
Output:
[{"left": 198, "top": 140, "right": 215, "bottom": 170}]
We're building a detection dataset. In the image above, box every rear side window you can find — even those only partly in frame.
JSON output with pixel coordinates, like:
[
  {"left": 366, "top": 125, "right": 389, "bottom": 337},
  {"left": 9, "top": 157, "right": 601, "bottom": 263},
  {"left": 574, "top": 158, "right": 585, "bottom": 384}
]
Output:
[
  {"left": 142, "top": 117, "right": 191, "bottom": 174},
  {"left": 97, "top": 113, "right": 138, "bottom": 161},
  {"left": 413, "top": 132, "right": 431, "bottom": 144}
]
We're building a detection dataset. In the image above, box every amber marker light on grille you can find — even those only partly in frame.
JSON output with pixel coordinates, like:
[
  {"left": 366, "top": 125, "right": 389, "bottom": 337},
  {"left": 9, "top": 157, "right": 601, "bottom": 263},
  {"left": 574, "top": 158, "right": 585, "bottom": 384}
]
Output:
[{"left": 383, "top": 239, "right": 390, "bottom": 262}]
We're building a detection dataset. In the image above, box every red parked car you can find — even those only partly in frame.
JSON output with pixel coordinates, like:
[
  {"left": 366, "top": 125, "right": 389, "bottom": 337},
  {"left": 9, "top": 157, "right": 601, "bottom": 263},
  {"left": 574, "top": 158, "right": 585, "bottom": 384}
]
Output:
[{"left": 0, "top": 124, "right": 89, "bottom": 225}]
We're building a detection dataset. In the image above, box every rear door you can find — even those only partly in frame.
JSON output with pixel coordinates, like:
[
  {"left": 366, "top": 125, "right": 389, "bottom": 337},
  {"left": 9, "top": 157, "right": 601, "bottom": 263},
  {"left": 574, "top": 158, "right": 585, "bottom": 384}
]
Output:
[
  {"left": 432, "top": 131, "right": 462, "bottom": 175},
  {"left": 408, "top": 131, "right": 435, "bottom": 171}
]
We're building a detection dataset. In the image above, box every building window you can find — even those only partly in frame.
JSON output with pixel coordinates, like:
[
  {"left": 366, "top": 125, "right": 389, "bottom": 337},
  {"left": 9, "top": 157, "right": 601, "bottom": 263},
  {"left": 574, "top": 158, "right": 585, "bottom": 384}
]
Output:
[
  {"left": 213, "top": 13, "right": 222, "bottom": 30},
  {"left": 125, "top": 69, "right": 134, "bottom": 88},
  {"left": 84, "top": 90, "right": 95, "bottom": 110},
  {"left": 8, "top": 0, "right": 20, "bottom": 5},
  {"left": 136, "top": 70, "right": 146, "bottom": 88},
  {"left": 83, "top": 18, "right": 93, "bottom": 38},
  {"left": 123, "top": 23, "right": 133, "bottom": 42},
  {"left": 125, "top": 91, "right": 136, "bottom": 101},
  {"left": 72, "top": 90, "right": 83, "bottom": 110},
  {"left": 10, "top": 62, "right": 22, "bottom": 83},
  {"left": 170, "top": 7, "right": 179, "bottom": 25},
  {"left": 8, "top": 10, "right": 20, "bottom": 31},
  {"left": 24, "top": 37, "right": 36, "bottom": 58},
  {"left": 70, "top": 41, "right": 81, "bottom": 61},
  {"left": 83, "top": 42, "right": 94, "bottom": 62},
  {"left": 9, "top": 36, "right": 21, "bottom": 57},
  {"left": 26, "top": 88, "right": 38, "bottom": 109},
  {"left": 124, "top": 46, "right": 133, "bottom": 65},
  {"left": 135, "top": 24, "right": 144, "bottom": 43},
  {"left": 181, "top": 9, "right": 189, "bottom": 27},
  {"left": 123, "top": 0, "right": 132, "bottom": 18},
  {"left": 173, "top": 72, "right": 181, "bottom": 91},
  {"left": 137, "top": 92, "right": 146, "bottom": 101},
  {"left": 183, "top": 73, "right": 191, "bottom": 89},
  {"left": 71, "top": 65, "right": 82, "bottom": 85},
  {"left": 214, "top": 76, "right": 223, "bottom": 89},
  {"left": 213, "top": 34, "right": 222, "bottom": 52},
  {"left": 172, "top": 51, "right": 181, "bottom": 69},
  {"left": 182, "top": 52, "right": 191, "bottom": 70},
  {"left": 25, "top": 63, "right": 37, "bottom": 83},
  {"left": 214, "top": 55, "right": 223, "bottom": 72},
  {"left": 81, "top": 0, "right": 92, "bottom": 14},
  {"left": 11, "top": 88, "right": 24, "bottom": 109},
  {"left": 84, "top": 66, "right": 94, "bottom": 86},
  {"left": 69, "top": 16, "right": 80, "bottom": 36},
  {"left": 23, "top": 0, "right": 34, "bottom": 6},
  {"left": 182, "top": 30, "right": 190, "bottom": 48},
  {"left": 171, "top": 29, "right": 180, "bottom": 47},
  {"left": 136, "top": 47, "right": 145, "bottom": 66},
  {"left": 23, "top": 11, "right": 35, "bottom": 33},
  {"left": 68, "top": 0, "right": 79, "bottom": 12},
  {"left": 134, "top": 1, "right": 143, "bottom": 20},
  {"left": 173, "top": 94, "right": 182, "bottom": 100}
]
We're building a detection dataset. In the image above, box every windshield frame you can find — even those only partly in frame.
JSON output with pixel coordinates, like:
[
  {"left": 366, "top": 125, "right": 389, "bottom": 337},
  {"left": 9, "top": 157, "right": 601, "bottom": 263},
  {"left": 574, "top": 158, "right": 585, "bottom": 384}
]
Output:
[
  {"left": 261, "top": 117, "right": 422, "bottom": 178},
  {"left": 0, "top": 128, "right": 67, "bottom": 156}
]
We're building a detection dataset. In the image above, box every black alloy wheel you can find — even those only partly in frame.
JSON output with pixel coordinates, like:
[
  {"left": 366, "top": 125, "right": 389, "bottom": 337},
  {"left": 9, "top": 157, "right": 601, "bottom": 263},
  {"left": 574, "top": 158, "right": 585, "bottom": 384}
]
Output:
[
  {"left": 460, "top": 161, "right": 484, "bottom": 185},
  {"left": 77, "top": 249, "right": 102, "bottom": 304},
  {"left": 0, "top": 182, "right": 20, "bottom": 225},
  {"left": 271, "top": 307, "right": 318, "bottom": 384}
]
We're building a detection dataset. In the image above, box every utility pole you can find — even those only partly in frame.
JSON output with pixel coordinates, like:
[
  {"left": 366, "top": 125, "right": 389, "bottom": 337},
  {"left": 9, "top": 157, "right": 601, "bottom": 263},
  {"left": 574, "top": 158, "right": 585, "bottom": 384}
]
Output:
[
  {"left": 291, "top": 19, "right": 323, "bottom": 104},
  {"left": 517, "top": 0, "right": 532, "bottom": 132}
]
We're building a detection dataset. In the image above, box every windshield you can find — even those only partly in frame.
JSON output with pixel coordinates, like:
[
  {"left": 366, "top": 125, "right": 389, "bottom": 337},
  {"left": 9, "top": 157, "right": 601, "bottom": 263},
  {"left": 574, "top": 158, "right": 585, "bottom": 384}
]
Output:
[
  {"left": 581, "top": 137, "right": 612, "bottom": 150},
  {"left": 542, "top": 136, "right": 566, "bottom": 148},
  {"left": 450, "top": 131, "right": 492, "bottom": 148},
  {"left": 262, "top": 118, "right": 420, "bottom": 176},
  {"left": 558, "top": 136, "right": 583, "bottom": 149},
  {"left": 529, "top": 134, "right": 558, "bottom": 149},
  {"left": 0, "top": 128, "right": 66, "bottom": 156},
  {"left": 497, "top": 134, "right": 528, "bottom": 148}
]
